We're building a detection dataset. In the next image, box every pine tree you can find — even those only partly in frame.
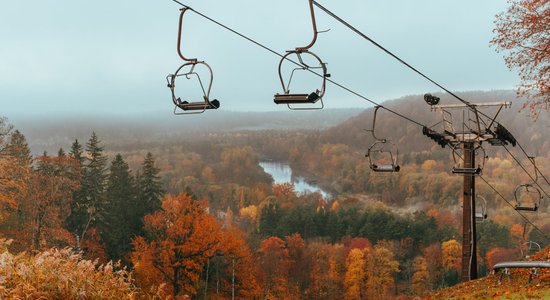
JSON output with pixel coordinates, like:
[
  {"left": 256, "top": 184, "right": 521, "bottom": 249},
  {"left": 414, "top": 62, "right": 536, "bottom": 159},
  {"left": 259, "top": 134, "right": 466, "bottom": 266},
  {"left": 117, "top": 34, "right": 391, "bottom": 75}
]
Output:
[
  {"left": 101, "top": 154, "right": 135, "bottom": 260},
  {"left": 66, "top": 139, "right": 85, "bottom": 238},
  {"left": 69, "top": 139, "right": 84, "bottom": 165},
  {"left": 135, "top": 153, "right": 164, "bottom": 230},
  {"left": 67, "top": 133, "right": 107, "bottom": 248},
  {"left": 5, "top": 130, "right": 32, "bottom": 168},
  {"left": 259, "top": 202, "right": 281, "bottom": 237}
]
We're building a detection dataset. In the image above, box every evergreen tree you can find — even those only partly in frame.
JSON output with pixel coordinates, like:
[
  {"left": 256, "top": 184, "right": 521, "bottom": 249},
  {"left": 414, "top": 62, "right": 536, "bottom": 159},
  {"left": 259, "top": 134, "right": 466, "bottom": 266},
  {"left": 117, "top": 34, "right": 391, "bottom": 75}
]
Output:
[
  {"left": 259, "top": 202, "right": 281, "bottom": 237},
  {"left": 69, "top": 139, "right": 84, "bottom": 165},
  {"left": 66, "top": 139, "right": 86, "bottom": 238},
  {"left": 67, "top": 133, "right": 107, "bottom": 247},
  {"left": 101, "top": 154, "right": 135, "bottom": 260},
  {"left": 6, "top": 130, "right": 32, "bottom": 168},
  {"left": 136, "top": 153, "right": 164, "bottom": 226}
]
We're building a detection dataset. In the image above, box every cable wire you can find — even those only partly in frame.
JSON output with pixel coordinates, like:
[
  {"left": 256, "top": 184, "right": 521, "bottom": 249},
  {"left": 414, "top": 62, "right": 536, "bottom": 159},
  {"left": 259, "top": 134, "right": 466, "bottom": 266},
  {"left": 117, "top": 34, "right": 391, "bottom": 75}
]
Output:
[
  {"left": 516, "top": 141, "right": 550, "bottom": 188},
  {"left": 479, "top": 175, "right": 550, "bottom": 242},
  {"left": 312, "top": 0, "right": 550, "bottom": 200},
  {"left": 503, "top": 145, "right": 550, "bottom": 200},
  {"left": 171, "top": 1, "right": 425, "bottom": 127},
  {"left": 168, "top": 0, "right": 550, "bottom": 242},
  {"left": 312, "top": 0, "right": 474, "bottom": 108}
]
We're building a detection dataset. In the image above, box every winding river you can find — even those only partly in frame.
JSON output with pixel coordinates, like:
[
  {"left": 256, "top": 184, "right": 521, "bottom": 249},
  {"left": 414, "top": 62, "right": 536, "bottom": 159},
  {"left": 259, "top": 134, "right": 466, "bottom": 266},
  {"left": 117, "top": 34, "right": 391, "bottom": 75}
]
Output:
[{"left": 259, "top": 161, "right": 331, "bottom": 199}]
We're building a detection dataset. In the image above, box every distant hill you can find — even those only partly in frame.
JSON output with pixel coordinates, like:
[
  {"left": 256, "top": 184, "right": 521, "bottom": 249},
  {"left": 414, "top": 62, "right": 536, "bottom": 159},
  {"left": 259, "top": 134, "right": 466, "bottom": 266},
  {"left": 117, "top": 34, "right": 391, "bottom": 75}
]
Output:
[{"left": 320, "top": 90, "right": 550, "bottom": 156}]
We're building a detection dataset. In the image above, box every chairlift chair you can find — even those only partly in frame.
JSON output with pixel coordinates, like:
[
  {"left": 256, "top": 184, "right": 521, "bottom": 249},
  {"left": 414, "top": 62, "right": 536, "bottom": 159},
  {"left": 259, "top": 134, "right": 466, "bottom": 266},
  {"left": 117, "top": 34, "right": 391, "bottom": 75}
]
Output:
[
  {"left": 514, "top": 183, "right": 542, "bottom": 212},
  {"left": 521, "top": 241, "right": 542, "bottom": 259},
  {"left": 365, "top": 106, "right": 400, "bottom": 172},
  {"left": 475, "top": 195, "right": 488, "bottom": 222},
  {"left": 167, "top": 7, "right": 220, "bottom": 114},
  {"left": 451, "top": 142, "right": 485, "bottom": 175},
  {"left": 273, "top": 0, "right": 329, "bottom": 110}
]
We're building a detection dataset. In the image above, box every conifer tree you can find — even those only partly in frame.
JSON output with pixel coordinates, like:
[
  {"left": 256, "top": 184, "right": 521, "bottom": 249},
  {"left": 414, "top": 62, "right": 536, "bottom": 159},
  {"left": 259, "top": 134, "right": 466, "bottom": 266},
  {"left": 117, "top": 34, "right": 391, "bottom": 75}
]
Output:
[
  {"left": 259, "top": 202, "right": 280, "bottom": 237},
  {"left": 6, "top": 130, "right": 32, "bottom": 168},
  {"left": 67, "top": 133, "right": 107, "bottom": 247},
  {"left": 101, "top": 154, "right": 135, "bottom": 260},
  {"left": 135, "top": 153, "right": 163, "bottom": 230},
  {"left": 69, "top": 139, "right": 84, "bottom": 165}
]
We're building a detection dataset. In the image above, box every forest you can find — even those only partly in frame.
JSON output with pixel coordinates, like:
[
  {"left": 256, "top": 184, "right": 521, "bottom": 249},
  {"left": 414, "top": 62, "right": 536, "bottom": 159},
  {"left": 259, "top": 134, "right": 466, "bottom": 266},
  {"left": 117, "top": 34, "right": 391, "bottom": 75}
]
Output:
[{"left": 1, "top": 90, "right": 549, "bottom": 298}]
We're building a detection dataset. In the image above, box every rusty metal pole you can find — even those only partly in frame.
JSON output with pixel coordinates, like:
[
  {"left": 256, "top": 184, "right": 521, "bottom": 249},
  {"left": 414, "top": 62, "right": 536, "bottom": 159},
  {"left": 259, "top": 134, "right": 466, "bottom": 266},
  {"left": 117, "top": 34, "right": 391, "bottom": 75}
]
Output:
[{"left": 461, "top": 142, "right": 478, "bottom": 281}]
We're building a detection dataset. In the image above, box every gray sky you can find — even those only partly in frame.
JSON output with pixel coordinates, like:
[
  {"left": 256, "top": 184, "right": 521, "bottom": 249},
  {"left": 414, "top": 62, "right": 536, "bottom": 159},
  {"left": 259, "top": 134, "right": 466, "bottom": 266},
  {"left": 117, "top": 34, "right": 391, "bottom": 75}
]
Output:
[{"left": 0, "top": 0, "right": 518, "bottom": 118}]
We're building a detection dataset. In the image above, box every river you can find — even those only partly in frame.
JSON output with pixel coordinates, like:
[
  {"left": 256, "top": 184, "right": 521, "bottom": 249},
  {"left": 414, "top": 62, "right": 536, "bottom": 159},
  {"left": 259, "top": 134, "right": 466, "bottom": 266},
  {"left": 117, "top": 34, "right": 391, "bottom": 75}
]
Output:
[{"left": 259, "top": 161, "right": 331, "bottom": 200}]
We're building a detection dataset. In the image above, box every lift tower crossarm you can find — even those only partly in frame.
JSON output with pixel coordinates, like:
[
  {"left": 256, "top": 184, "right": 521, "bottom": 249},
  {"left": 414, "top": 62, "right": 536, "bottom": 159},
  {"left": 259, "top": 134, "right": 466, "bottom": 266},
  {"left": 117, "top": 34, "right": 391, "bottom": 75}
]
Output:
[{"left": 430, "top": 101, "right": 512, "bottom": 110}]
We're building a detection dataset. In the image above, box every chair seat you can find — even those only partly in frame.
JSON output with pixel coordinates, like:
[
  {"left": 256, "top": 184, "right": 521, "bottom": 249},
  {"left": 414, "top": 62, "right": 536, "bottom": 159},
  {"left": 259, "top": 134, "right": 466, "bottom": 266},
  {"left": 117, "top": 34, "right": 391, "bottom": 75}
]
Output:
[
  {"left": 371, "top": 164, "right": 400, "bottom": 172},
  {"left": 178, "top": 99, "right": 220, "bottom": 111},
  {"left": 274, "top": 92, "right": 320, "bottom": 104}
]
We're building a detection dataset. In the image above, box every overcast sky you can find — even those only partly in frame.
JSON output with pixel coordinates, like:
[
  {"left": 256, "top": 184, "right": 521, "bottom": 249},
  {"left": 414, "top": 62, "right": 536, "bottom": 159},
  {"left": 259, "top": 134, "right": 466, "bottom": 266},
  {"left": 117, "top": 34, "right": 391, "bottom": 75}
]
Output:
[{"left": 0, "top": 0, "right": 518, "bottom": 118}]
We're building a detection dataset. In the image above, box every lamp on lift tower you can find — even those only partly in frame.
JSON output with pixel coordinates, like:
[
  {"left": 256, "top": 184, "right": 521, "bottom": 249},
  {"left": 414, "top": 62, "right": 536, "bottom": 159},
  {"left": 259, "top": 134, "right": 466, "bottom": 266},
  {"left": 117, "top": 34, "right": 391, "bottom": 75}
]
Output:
[{"left": 424, "top": 93, "right": 440, "bottom": 105}]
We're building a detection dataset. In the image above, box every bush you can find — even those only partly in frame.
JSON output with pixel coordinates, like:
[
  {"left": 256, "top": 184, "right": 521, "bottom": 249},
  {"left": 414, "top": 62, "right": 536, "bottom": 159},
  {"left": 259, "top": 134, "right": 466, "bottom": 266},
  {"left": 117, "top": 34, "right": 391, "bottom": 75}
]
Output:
[{"left": 0, "top": 240, "right": 140, "bottom": 299}]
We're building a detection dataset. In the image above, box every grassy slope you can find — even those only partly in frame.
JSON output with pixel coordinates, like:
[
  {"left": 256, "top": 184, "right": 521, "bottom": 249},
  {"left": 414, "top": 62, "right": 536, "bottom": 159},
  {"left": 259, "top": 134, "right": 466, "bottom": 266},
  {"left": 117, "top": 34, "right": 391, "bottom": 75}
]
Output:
[{"left": 431, "top": 248, "right": 550, "bottom": 299}]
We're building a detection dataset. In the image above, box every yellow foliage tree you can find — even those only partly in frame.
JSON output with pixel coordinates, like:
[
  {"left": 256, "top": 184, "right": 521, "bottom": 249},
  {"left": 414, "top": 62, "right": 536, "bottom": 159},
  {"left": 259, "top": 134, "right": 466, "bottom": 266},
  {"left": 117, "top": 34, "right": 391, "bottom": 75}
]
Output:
[
  {"left": 344, "top": 248, "right": 365, "bottom": 299},
  {"left": 367, "top": 242, "right": 399, "bottom": 298},
  {"left": 442, "top": 239, "right": 462, "bottom": 273},
  {"left": 411, "top": 256, "right": 429, "bottom": 296}
]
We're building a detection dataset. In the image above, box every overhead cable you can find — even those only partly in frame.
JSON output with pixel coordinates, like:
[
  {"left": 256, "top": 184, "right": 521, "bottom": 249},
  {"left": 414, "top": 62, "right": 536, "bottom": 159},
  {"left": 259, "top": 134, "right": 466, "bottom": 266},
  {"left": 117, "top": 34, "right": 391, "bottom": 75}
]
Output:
[{"left": 168, "top": 0, "right": 550, "bottom": 241}]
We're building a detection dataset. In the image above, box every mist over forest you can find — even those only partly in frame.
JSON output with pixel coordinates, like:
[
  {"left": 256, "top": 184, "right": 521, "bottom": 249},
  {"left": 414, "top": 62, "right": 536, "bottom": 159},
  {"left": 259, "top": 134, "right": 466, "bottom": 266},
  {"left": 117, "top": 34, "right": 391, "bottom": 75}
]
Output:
[
  {"left": 2, "top": 89, "right": 550, "bottom": 298},
  {"left": 12, "top": 90, "right": 549, "bottom": 156},
  {"left": 9, "top": 108, "right": 360, "bottom": 154}
]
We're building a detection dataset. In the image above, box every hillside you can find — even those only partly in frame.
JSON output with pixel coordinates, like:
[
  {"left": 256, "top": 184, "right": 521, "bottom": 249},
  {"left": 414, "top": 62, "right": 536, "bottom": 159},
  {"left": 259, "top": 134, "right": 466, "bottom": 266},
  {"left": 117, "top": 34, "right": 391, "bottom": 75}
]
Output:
[
  {"left": 432, "top": 246, "right": 550, "bottom": 299},
  {"left": 321, "top": 90, "right": 550, "bottom": 155}
]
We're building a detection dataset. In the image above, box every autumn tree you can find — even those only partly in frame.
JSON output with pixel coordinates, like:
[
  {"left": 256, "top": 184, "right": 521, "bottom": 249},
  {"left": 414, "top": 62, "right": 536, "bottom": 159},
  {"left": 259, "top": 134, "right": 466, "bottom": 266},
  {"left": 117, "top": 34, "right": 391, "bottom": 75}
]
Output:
[
  {"left": 258, "top": 236, "right": 292, "bottom": 299},
  {"left": 491, "top": 0, "right": 550, "bottom": 117},
  {"left": 422, "top": 243, "right": 443, "bottom": 290},
  {"left": 486, "top": 247, "right": 519, "bottom": 269},
  {"left": 442, "top": 239, "right": 461, "bottom": 285},
  {"left": 286, "top": 233, "right": 310, "bottom": 297},
  {"left": 25, "top": 154, "right": 80, "bottom": 250},
  {"left": 0, "top": 121, "right": 29, "bottom": 222},
  {"left": 204, "top": 226, "right": 261, "bottom": 299},
  {"left": 131, "top": 193, "right": 222, "bottom": 297},
  {"left": 344, "top": 248, "right": 365, "bottom": 299},
  {"left": 366, "top": 242, "right": 399, "bottom": 298},
  {"left": 411, "top": 256, "right": 429, "bottom": 296}
]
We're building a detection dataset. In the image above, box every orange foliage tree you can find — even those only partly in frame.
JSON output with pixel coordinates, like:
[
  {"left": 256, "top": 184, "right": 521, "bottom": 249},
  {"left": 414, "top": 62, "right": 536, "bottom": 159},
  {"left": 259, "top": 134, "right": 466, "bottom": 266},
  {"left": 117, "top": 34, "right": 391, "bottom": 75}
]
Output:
[
  {"left": 258, "top": 236, "right": 291, "bottom": 299},
  {"left": 0, "top": 119, "right": 29, "bottom": 222},
  {"left": 491, "top": 0, "right": 550, "bottom": 117},
  {"left": 486, "top": 247, "right": 519, "bottom": 269},
  {"left": 286, "top": 233, "right": 309, "bottom": 297},
  {"left": 210, "top": 226, "right": 261, "bottom": 299},
  {"left": 23, "top": 154, "right": 80, "bottom": 250},
  {"left": 131, "top": 193, "right": 223, "bottom": 297},
  {"left": 0, "top": 155, "right": 28, "bottom": 221}
]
